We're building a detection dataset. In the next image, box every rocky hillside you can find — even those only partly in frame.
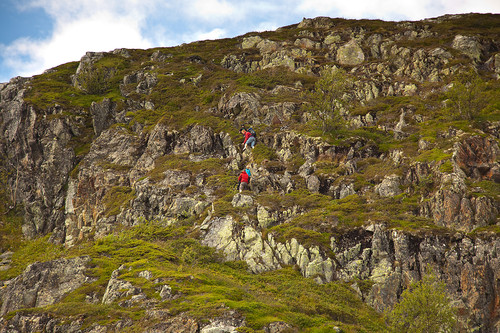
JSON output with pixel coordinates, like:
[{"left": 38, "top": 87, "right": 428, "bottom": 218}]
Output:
[{"left": 0, "top": 13, "right": 499, "bottom": 332}]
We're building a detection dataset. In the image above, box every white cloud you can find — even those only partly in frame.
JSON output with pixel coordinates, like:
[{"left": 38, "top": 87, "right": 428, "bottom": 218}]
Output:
[
  {"left": 1, "top": 0, "right": 156, "bottom": 79},
  {"left": 183, "top": 0, "right": 240, "bottom": 23},
  {"left": 437, "top": 0, "right": 500, "bottom": 14},
  {"left": 296, "top": 0, "right": 500, "bottom": 20},
  {"left": 190, "top": 28, "right": 228, "bottom": 41}
]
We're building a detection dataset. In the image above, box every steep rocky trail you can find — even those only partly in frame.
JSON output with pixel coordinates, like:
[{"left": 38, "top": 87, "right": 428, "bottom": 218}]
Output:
[{"left": 0, "top": 13, "right": 499, "bottom": 332}]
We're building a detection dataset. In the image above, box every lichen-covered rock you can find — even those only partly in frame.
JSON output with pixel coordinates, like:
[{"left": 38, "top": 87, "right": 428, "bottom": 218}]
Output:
[
  {"left": 298, "top": 16, "right": 336, "bottom": 29},
  {"left": 329, "top": 224, "right": 500, "bottom": 331},
  {"left": 102, "top": 266, "right": 145, "bottom": 306},
  {"left": 0, "top": 256, "right": 93, "bottom": 316},
  {"left": 170, "top": 197, "right": 208, "bottom": 218},
  {"left": 241, "top": 36, "right": 263, "bottom": 49},
  {"left": 217, "top": 92, "right": 262, "bottom": 124},
  {"left": 452, "top": 35, "right": 484, "bottom": 62},
  {"left": 420, "top": 173, "right": 499, "bottom": 232},
  {"left": 375, "top": 175, "right": 402, "bottom": 197},
  {"left": 72, "top": 51, "right": 105, "bottom": 90},
  {"left": 0, "top": 252, "right": 13, "bottom": 272},
  {"left": 306, "top": 174, "right": 321, "bottom": 193},
  {"left": 264, "top": 321, "right": 296, "bottom": 333},
  {"left": 486, "top": 53, "right": 500, "bottom": 78},
  {"left": 336, "top": 40, "right": 365, "bottom": 66},
  {"left": 200, "top": 311, "right": 245, "bottom": 333},
  {"left": 0, "top": 312, "right": 79, "bottom": 333},
  {"left": 231, "top": 193, "right": 253, "bottom": 207}
]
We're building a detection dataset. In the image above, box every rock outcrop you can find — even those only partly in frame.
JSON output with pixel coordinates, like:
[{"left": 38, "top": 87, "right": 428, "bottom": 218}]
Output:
[{"left": 0, "top": 256, "right": 93, "bottom": 316}]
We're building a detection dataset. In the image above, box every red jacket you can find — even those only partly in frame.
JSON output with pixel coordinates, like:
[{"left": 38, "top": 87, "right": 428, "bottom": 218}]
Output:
[
  {"left": 243, "top": 131, "right": 252, "bottom": 144},
  {"left": 238, "top": 170, "right": 250, "bottom": 183}
]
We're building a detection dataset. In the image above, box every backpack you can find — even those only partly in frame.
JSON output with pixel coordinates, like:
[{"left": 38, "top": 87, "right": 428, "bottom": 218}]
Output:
[
  {"left": 247, "top": 128, "right": 256, "bottom": 138},
  {"left": 245, "top": 168, "right": 251, "bottom": 178}
]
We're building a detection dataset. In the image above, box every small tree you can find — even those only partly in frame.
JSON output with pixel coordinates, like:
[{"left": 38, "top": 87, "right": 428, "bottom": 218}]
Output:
[
  {"left": 385, "top": 269, "right": 457, "bottom": 333},
  {"left": 446, "top": 69, "right": 487, "bottom": 120},
  {"left": 79, "top": 66, "right": 111, "bottom": 95},
  {"left": 302, "top": 67, "right": 352, "bottom": 133}
]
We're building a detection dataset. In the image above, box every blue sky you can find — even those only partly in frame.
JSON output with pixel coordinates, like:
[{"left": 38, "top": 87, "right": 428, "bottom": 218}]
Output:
[{"left": 0, "top": 0, "right": 498, "bottom": 83}]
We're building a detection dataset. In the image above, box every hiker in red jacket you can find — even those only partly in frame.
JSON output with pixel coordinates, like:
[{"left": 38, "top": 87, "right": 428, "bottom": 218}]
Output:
[
  {"left": 238, "top": 169, "right": 250, "bottom": 192},
  {"left": 241, "top": 128, "right": 256, "bottom": 150}
]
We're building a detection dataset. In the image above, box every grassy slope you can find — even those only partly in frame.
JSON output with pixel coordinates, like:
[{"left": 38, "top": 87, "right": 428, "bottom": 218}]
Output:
[{"left": 1, "top": 222, "right": 386, "bottom": 332}]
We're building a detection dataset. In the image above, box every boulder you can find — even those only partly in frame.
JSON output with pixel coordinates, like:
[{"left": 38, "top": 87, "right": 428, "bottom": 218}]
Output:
[
  {"left": 170, "top": 197, "right": 208, "bottom": 217},
  {"left": 231, "top": 193, "right": 254, "bottom": 207},
  {"left": 218, "top": 92, "right": 262, "bottom": 123},
  {"left": 242, "top": 36, "right": 263, "bottom": 49},
  {"left": 486, "top": 53, "right": 500, "bottom": 78},
  {"left": 264, "top": 321, "right": 296, "bottom": 333},
  {"left": 375, "top": 175, "right": 402, "bottom": 197},
  {"left": 336, "top": 40, "right": 365, "bottom": 66},
  {"left": 102, "top": 266, "right": 145, "bottom": 306},
  {"left": 298, "top": 17, "right": 336, "bottom": 29},
  {"left": 294, "top": 38, "right": 317, "bottom": 49},
  {"left": 200, "top": 311, "right": 245, "bottom": 333},
  {"left": 0, "top": 256, "right": 93, "bottom": 315},
  {"left": 256, "top": 39, "right": 280, "bottom": 54},
  {"left": 452, "top": 35, "right": 483, "bottom": 62}
]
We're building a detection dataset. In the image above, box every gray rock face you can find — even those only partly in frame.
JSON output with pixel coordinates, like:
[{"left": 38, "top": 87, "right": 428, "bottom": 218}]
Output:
[
  {"left": 264, "top": 321, "right": 295, "bottom": 333},
  {"left": 200, "top": 216, "right": 334, "bottom": 282},
  {"left": 90, "top": 98, "right": 116, "bottom": 136},
  {"left": 231, "top": 193, "right": 253, "bottom": 207},
  {"left": 0, "top": 312, "right": 79, "bottom": 333},
  {"left": 419, "top": 172, "right": 499, "bottom": 232},
  {"left": 102, "top": 266, "right": 145, "bottom": 306},
  {"left": 336, "top": 40, "right": 365, "bottom": 66},
  {"left": 198, "top": 208, "right": 500, "bottom": 330},
  {"left": 63, "top": 122, "right": 231, "bottom": 245},
  {"left": 486, "top": 53, "right": 500, "bottom": 78},
  {"left": 0, "top": 252, "right": 13, "bottom": 272},
  {"left": 200, "top": 312, "right": 245, "bottom": 333},
  {"left": 0, "top": 78, "right": 76, "bottom": 242},
  {"left": 375, "top": 175, "right": 402, "bottom": 197},
  {"left": 452, "top": 35, "right": 484, "bottom": 61},
  {"left": 217, "top": 92, "right": 262, "bottom": 124},
  {"left": 0, "top": 256, "right": 93, "bottom": 316},
  {"left": 241, "top": 36, "right": 263, "bottom": 49}
]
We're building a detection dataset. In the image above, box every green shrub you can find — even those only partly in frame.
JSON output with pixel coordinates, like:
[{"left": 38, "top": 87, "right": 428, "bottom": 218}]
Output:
[
  {"left": 439, "top": 160, "right": 453, "bottom": 173},
  {"left": 0, "top": 234, "right": 66, "bottom": 280},
  {"left": 301, "top": 68, "right": 353, "bottom": 134},
  {"left": 252, "top": 143, "right": 278, "bottom": 164},
  {"left": 385, "top": 269, "right": 457, "bottom": 332},
  {"left": 416, "top": 148, "right": 452, "bottom": 163},
  {"left": 445, "top": 69, "right": 488, "bottom": 120},
  {"left": 79, "top": 66, "right": 111, "bottom": 95},
  {"left": 103, "top": 186, "right": 135, "bottom": 217}
]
